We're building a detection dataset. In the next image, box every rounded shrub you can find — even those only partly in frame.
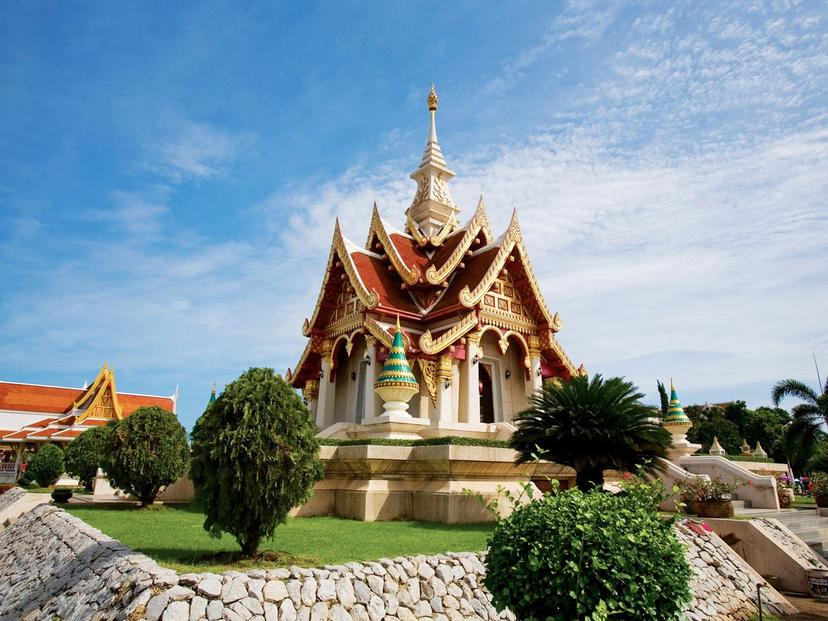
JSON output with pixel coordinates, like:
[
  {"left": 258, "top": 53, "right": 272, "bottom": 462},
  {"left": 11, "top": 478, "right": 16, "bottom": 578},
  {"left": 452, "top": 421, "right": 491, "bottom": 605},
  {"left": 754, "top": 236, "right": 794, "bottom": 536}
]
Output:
[
  {"left": 190, "top": 367, "right": 324, "bottom": 556},
  {"left": 104, "top": 406, "right": 189, "bottom": 507},
  {"left": 65, "top": 425, "right": 112, "bottom": 490},
  {"left": 484, "top": 483, "right": 692, "bottom": 621},
  {"left": 27, "top": 444, "right": 65, "bottom": 487}
]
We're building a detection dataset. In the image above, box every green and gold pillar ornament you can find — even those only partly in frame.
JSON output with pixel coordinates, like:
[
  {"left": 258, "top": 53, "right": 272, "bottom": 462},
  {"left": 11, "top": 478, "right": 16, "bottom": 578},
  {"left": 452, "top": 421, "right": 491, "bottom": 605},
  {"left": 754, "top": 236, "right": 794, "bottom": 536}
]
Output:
[
  {"left": 374, "top": 317, "right": 420, "bottom": 417},
  {"left": 663, "top": 380, "right": 701, "bottom": 460}
]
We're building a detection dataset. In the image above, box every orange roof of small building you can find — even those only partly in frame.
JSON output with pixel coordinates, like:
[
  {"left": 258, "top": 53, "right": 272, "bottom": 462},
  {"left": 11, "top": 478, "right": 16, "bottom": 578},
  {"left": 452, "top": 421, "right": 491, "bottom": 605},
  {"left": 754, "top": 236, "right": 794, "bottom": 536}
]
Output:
[
  {"left": 0, "top": 365, "right": 176, "bottom": 443},
  {"left": 0, "top": 382, "right": 84, "bottom": 414}
]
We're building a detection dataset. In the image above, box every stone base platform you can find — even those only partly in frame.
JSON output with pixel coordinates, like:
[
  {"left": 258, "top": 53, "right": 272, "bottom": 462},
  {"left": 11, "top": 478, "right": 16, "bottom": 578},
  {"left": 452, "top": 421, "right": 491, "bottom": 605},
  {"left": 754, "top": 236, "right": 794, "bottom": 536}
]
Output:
[{"left": 294, "top": 443, "right": 575, "bottom": 523}]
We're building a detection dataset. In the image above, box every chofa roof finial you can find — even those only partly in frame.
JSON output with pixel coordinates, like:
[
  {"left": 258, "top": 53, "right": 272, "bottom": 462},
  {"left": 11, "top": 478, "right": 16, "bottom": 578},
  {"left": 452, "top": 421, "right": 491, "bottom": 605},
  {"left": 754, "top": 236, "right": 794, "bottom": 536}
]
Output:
[{"left": 427, "top": 83, "right": 438, "bottom": 112}]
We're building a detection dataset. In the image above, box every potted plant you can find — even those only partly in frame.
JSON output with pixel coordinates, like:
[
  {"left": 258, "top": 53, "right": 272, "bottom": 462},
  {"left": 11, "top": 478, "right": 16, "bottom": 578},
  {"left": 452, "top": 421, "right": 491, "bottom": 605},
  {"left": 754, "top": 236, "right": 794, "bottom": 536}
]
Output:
[
  {"left": 777, "top": 475, "right": 795, "bottom": 509},
  {"left": 679, "top": 476, "right": 739, "bottom": 518},
  {"left": 51, "top": 487, "right": 73, "bottom": 504},
  {"left": 811, "top": 472, "right": 828, "bottom": 508}
]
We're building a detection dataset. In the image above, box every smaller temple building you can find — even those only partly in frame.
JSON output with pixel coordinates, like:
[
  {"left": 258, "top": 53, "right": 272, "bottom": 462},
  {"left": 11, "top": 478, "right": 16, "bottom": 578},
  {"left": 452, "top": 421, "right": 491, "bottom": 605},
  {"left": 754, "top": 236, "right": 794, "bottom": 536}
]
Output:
[{"left": 0, "top": 364, "right": 177, "bottom": 482}]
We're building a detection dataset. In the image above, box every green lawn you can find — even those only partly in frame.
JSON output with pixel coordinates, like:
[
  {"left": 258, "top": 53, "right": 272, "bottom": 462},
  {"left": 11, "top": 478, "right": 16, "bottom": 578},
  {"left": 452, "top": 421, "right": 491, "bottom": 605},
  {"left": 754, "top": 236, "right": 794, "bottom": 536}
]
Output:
[
  {"left": 793, "top": 496, "right": 816, "bottom": 507},
  {"left": 65, "top": 504, "right": 494, "bottom": 573}
]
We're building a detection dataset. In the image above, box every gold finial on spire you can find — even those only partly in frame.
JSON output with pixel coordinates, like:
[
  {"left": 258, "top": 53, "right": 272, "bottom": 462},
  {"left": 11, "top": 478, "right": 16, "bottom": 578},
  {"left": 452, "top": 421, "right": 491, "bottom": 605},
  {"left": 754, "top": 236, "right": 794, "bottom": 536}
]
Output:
[
  {"left": 396, "top": 313, "right": 401, "bottom": 332},
  {"left": 427, "top": 83, "right": 439, "bottom": 111}
]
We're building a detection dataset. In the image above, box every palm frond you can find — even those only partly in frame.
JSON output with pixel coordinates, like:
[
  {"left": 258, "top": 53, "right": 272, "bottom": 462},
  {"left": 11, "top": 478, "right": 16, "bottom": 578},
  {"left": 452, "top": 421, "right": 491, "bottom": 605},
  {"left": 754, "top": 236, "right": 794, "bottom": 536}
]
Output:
[
  {"left": 772, "top": 379, "right": 819, "bottom": 406},
  {"left": 511, "top": 374, "right": 671, "bottom": 482}
]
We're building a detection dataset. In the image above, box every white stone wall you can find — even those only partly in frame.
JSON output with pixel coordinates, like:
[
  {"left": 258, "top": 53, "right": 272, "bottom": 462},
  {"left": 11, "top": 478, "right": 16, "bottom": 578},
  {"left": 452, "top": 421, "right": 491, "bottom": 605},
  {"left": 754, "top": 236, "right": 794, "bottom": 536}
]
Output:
[
  {"left": 0, "top": 486, "right": 25, "bottom": 513},
  {"left": 0, "top": 494, "right": 801, "bottom": 621},
  {"left": 675, "top": 521, "right": 796, "bottom": 620}
]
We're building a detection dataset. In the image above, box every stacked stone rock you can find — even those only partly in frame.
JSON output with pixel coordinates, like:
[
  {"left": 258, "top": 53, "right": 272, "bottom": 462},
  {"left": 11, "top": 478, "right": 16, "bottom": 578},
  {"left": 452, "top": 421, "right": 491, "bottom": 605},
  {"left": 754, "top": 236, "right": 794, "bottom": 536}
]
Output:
[
  {"left": 0, "top": 494, "right": 801, "bottom": 621},
  {"left": 675, "top": 521, "right": 795, "bottom": 620},
  {"left": 0, "top": 486, "right": 25, "bottom": 513},
  {"left": 753, "top": 518, "right": 828, "bottom": 568}
]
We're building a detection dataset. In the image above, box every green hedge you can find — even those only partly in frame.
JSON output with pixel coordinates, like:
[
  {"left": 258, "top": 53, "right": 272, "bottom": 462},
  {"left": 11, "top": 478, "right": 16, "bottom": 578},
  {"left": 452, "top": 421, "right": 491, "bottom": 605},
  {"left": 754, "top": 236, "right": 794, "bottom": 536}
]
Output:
[
  {"left": 725, "top": 454, "right": 773, "bottom": 464},
  {"left": 318, "top": 435, "right": 511, "bottom": 449}
]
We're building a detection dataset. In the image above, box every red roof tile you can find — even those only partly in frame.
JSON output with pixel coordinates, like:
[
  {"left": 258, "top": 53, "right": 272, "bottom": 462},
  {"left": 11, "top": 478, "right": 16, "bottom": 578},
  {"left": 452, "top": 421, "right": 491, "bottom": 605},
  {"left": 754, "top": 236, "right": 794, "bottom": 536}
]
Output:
[
  {"left": 0, "top": 383, "right": 83, "bottom": 414},
  {"left": 350, "top": 252, "right": 420, "bottom": 315}
]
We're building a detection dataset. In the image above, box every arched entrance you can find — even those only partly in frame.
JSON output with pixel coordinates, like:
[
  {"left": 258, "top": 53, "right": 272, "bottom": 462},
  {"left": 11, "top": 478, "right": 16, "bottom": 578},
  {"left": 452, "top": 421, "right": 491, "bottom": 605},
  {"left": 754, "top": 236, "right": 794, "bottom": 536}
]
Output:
[{"left": 479, "top": 363, "right": 495, "bottom": 424}]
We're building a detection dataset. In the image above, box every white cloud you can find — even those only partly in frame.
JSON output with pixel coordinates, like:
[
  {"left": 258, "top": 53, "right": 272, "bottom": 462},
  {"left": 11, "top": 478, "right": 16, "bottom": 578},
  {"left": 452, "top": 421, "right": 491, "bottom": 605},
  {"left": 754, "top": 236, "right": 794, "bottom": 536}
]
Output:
[{"left": 147, "top": 121, "right": 250, "bottom": 183}]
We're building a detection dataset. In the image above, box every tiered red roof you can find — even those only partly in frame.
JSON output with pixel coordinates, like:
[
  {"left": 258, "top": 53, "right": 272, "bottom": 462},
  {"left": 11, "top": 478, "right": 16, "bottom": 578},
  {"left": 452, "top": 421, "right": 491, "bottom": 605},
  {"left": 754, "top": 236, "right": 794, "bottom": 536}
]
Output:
[
  {"left": 287, "top": 89, "right": 583, "bottom": 389},
  {"left": 0, "top": 366, "right": 176, "bottom": 444}
]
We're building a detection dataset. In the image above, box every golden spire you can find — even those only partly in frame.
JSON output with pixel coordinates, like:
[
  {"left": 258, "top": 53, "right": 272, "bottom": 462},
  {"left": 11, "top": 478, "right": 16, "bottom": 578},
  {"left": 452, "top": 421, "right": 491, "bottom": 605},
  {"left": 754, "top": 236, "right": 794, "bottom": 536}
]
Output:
[{"left": 427, "top": 83, "right": 439, "bottom": 111}]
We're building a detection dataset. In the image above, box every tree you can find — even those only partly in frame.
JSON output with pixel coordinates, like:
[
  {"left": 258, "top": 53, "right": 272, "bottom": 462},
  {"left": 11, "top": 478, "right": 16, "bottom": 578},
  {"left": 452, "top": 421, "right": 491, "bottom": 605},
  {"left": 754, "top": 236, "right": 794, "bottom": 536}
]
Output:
[
  {"left": 190, "top": 367, "right": 324, "bottom": 556},
  {"left": 773, "top": 378, "right": 828, "bottom": 475},
  {"left": 64, "top": 425, "right": 112, "bottom": 490},
  {"left": 27, "top": 444, "right": 64, "bottom": 487},
  {"left": 657, "top": 380, "right": 669, "bottom": 418},
  {"left": 685, "top": 405, "right": 742, "bottom": 454},
  {"left": 484, "top": 482, "right": 692, "bottom": 620},
  {"left": 511, "top": 374, "right": 671, "bottom": 491},
  {"left": 103, "top": 407, "right": 189, "bottom": 507}
]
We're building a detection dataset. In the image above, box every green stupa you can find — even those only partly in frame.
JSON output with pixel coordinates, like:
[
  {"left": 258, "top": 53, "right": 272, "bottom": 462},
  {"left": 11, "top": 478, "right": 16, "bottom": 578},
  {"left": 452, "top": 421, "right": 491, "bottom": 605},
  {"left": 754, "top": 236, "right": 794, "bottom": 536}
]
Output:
[
  {"left": 374, "top": 317, "right": 419, "bottom": 417},
  {"left": 374, "top": 320, "right": 418, "bottom": 388},
  {"left": 208, "top": 383, "right": 216, "bottom": 405},
  {"left": 664, "top": 380, "right": 691, "bottom": 426}
]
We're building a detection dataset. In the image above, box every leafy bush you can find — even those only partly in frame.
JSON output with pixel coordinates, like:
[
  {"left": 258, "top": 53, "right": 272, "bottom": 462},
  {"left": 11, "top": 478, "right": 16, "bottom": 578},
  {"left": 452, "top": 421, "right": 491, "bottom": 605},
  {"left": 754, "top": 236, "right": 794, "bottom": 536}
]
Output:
[
  {"left": 65, "top": 425, "right": 112, "bottom": 490},
  {"left": 103, "top": 407, "right": 189, "bottom": 507},
  {"left": 484, "top": 482, "right": 692, "bottom": 620},
  {"left": 190, "top": 368, "right": 324, "bottom": 556},
  {"left": 27, "top": 444, "right": 65, "bottom": 487},
  {"left": 678, "top": 476, "right": 739, "bottom": 503},
  {"left": 511, "top": 374, "right": 671, "bottom": 491},
  {"left": 17, "top": 469, "right": 35, "bottom": 488}
]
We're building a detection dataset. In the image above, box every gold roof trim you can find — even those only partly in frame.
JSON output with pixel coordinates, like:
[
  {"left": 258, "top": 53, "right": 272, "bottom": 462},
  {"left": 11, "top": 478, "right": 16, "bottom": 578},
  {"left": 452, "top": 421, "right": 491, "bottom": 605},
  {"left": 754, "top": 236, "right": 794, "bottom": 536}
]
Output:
[
  {"left": 364, "top": 315, "right": 412, "bottom": 351},
  {"left": 286, "top": 339, "right": 314, "bottom": 384},
  {"left": 425, "top": 196, "right": 493, "bottom": 285},
  {"left": 302, "top": 220, "right": 379, "bottom": 337},
  {"left": 366, "top": 203, "right": 420, "bottom": 285},
  {"left": 74, "top": 365, "right": 124, "bottom": 424},
  {"left": 418, "top": 312, "right": 478, "bottom": 355},
  {"left": 406, "top": 211, "right": 430, "bottom": 247},
  {"left": 458, "top": 210, "right": 559, "bottom": 330}
]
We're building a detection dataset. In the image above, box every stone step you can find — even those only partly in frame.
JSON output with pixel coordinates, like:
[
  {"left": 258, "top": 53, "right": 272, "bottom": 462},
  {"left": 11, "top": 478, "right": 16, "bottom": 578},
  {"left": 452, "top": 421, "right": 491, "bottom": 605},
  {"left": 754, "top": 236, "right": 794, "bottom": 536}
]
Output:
[{"left": 731, "top": 500, "right": 751, "bottom": 509}]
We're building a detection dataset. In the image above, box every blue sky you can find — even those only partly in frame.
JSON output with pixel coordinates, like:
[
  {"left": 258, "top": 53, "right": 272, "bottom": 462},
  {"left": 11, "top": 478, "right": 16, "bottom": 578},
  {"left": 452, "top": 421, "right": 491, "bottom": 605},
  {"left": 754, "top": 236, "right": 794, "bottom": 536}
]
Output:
[{"left": 1, "top": 1, "right": 826, "bottom": 430}]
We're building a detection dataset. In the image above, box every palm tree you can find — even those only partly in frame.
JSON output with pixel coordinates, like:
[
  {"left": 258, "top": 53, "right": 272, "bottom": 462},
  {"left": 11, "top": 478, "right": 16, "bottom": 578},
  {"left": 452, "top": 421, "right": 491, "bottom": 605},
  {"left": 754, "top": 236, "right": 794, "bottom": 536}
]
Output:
[
  {"left": 772, "top": 378, "right": 828, "bottom": 473},
  {"left": 511, "top": 374, "right": 672, "bottom": 492}
]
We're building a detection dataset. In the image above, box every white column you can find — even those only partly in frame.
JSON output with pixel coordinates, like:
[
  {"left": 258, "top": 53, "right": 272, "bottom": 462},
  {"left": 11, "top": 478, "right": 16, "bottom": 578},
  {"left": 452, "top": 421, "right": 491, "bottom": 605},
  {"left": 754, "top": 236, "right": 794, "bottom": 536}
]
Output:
[
  {"left": 528, "top": 352, "right": 543, "bottom": 396},
  {"left": 435, "top": 355, "right": 454, "bottom": 423},
  {"left": 13, "top": 444, "right": 23, "bottom": 480},
  {"left": 316, "top": 357, "right": 335, "bottom": 430},
  {"left": 461, "top": 333, "right": 481, "bottom": 424},
  {"left": 360, "top": 336, "right": 379, "bottom": 423}
]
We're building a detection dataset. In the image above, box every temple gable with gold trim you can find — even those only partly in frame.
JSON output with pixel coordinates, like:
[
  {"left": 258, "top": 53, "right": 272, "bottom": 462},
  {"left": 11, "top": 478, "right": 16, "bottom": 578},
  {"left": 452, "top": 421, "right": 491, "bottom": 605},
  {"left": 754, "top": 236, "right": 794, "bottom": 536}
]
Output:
[{"left": 288, "top": 87, "right": 584, "bottom": 440}]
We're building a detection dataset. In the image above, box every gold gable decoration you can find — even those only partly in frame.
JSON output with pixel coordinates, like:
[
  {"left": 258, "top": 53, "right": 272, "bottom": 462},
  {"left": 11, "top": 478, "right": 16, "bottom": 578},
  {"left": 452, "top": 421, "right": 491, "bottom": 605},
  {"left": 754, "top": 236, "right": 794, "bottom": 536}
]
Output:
[{"left": 73, "top": 364, "right": 124, "bottom": 423}]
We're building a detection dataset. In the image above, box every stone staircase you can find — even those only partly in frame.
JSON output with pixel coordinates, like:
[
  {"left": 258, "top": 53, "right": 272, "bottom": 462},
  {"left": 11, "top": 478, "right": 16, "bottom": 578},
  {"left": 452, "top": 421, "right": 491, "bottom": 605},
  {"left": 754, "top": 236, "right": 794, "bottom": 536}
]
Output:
[{"left": 736, "top": 506, "right": 828, "bottom": 558}]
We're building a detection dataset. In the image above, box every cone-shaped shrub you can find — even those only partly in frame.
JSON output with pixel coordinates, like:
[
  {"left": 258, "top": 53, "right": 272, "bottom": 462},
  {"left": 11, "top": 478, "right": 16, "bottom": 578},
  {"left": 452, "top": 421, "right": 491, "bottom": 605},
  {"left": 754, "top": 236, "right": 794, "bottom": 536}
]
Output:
[
  {"left": 27, "top": 444, "right": 65, "bottom": 487},
  {"left": 190, "top": 368, "right": 324, "bottom": 556},
  {"left": 103, "top": 406, "right": 189, "bottom": 506},
  {"left": 65, "top": 425, "right": 112, "bottom": 490}
]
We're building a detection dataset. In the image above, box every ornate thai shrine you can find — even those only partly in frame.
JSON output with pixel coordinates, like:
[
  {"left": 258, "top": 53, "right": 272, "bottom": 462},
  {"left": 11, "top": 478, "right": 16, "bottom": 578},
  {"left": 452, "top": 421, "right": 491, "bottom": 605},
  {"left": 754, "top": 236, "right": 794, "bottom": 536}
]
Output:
[
  {"left": 286, "top": 88, "right": 582, "bottom": 522},
  {"left": 288, "top": 86, "right": 584, "bottom": 443}
]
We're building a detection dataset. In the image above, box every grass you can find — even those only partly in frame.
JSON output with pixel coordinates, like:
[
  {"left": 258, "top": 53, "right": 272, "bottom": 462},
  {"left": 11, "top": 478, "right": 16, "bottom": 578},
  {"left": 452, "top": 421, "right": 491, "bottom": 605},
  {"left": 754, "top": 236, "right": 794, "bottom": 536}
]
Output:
[
  {"left": 65, "top": 503, "right": 494, "bottom": 573},
  {"left": 793, "top": 496, "right": 817, "bottom": 507},
  {"left": 22, "top": 485, "right": 90, "bottom": 495}
]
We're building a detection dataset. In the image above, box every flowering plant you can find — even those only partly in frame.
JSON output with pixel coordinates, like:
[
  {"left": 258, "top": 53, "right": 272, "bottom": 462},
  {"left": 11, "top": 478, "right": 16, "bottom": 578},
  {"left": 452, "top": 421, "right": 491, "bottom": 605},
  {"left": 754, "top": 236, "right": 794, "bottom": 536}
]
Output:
[
  {"left": 811, "top": 472, "right": 828, "bottom": 496},
  {"left": 678, "top": 476, "right": 739, "bottom": 503}
]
